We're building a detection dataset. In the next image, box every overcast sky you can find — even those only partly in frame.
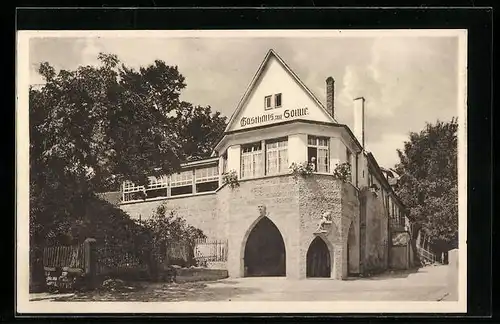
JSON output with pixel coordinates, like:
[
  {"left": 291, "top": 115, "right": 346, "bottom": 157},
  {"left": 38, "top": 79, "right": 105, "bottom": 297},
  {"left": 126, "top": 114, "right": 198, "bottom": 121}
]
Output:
[{"left": 29, "top": 34, "right": 460, "bottom": 169}]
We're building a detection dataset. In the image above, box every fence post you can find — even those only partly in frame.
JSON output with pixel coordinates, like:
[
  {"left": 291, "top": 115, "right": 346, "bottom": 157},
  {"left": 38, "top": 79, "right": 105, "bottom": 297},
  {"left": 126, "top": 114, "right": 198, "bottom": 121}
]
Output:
[{"left": 83, "top": 238, "right": 97, "bottom": 289}]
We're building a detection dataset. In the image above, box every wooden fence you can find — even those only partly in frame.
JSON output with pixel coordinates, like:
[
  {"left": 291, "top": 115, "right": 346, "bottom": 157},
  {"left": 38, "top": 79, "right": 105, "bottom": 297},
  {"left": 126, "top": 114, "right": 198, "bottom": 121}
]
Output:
[
  {"left": 43, "top": 244, "right": 85, "bottom": 269},
  {"left": 41, "top": 238, "right": 227, "bottom": 285},
  {"left": 194, "top": 239, "right": 228, "bottom": 263}
]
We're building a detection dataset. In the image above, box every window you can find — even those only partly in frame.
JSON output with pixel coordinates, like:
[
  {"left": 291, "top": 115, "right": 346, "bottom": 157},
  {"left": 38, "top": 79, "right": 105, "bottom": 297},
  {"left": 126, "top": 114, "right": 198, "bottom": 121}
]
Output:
[
  {"left": 146, "top": 176, "right": 168, "bottom": 199},
  {"left": 170, "top": 170, "right": 193, "bottom": 196},
  {"left": 265, "top": 95, "right": 273, "bottom": 110},
  {"left": 241, "top": 142, "right": 263, "bottom": 179},
  {"left": 266, "top": 137, "right": 288, "bottom": 175},
  {"left": 147, "top": 176, "right": 168, "bottom": 190},
  {"left": 265, "top": 93, "right": 282, "bottom": 110},
  {"left": 275, "top": 93, "right": 282, "bottom": 108},
  {"left": 308, "top": 136, "right": 329, "bottom": 173},
  {"left": 195, "top": 166, "right": 219, "bottom": 192},
  {"left": 122, "top": 181, "right": 146, "bottom": 202}
]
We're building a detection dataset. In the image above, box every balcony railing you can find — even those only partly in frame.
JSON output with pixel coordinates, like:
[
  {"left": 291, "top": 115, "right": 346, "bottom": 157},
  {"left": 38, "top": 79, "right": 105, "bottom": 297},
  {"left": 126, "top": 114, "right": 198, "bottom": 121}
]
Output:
[{"left": 122, "top": 162, "right": 220, "bottom": 203}]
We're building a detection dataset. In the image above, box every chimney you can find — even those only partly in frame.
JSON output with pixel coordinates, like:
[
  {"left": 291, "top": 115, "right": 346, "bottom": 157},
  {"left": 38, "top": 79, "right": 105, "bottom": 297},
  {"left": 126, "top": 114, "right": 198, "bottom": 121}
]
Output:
[
  {"left": 353, "top": 97, "right": 365, "bottom": 149},
  {"left": 326, "top": 77, "right": 335, "bottom": 119}
]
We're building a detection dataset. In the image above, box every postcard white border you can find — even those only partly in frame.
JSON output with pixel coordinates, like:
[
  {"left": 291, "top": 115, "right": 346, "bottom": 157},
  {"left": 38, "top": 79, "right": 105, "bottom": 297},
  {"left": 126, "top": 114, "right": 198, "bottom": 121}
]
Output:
[{"left": 16, "top": 29, "right": 468, "bottom": 314}]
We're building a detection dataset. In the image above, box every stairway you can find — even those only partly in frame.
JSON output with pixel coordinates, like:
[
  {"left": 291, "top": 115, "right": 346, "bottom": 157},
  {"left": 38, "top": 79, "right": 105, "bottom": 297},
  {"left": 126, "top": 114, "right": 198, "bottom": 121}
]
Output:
[{"left": 417, "top": 246, "right": 438, "bottom": 264}]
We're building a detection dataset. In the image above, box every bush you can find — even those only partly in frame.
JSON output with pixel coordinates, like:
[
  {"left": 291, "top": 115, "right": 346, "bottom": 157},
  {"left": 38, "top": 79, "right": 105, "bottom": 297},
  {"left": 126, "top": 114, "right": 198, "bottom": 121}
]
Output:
[
  {"left": 136, "top": 204, "right": 206, "bottom": 279},
  {"left": 289, "top": 161, "right": 314, "bottom": 178},
  {"left": 222, "top": 170, "right": 239, "bottom": 188},
  {"left": 333, "top": 162, "right": 352, "bottom": 182}
]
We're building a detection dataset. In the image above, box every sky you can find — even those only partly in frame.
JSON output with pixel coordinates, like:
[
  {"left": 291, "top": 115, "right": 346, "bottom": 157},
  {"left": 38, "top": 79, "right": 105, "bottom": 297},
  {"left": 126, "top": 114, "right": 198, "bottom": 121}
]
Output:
[{"left": 29, "top": 33, "right": 460, "bottom": 169}]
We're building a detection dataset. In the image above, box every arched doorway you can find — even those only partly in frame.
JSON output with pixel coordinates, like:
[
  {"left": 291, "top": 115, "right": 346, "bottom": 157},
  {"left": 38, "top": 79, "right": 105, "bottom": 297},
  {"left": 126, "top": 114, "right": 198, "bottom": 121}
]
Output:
[
  {"left": 306, "top": 236, "right": 331, "bottom": 278},
  {"left": 244, "top": 217, "right": 286, "bottom": 277}
]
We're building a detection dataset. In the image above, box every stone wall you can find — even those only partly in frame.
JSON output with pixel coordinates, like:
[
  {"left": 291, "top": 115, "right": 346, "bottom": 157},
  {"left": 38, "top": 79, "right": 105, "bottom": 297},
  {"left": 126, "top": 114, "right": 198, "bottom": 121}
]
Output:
[
  {"left": 117, "top": 174, "right": 390, "bottom": 280},
  {"left": 298, "top": 175, "right": 342, "bottom": 279},
  {"left": 297, "top": 176, "right": 359, "bottom": 279},
  {"left": 221, "top": 175, "right": 301, "bottom": 278}
]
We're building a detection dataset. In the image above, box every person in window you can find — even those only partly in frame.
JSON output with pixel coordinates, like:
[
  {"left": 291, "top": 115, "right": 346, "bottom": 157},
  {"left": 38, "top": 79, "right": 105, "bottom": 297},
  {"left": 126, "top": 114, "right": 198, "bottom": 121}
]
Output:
[{"left": 309, "top": 157, "right": 317, "bottom": 172}]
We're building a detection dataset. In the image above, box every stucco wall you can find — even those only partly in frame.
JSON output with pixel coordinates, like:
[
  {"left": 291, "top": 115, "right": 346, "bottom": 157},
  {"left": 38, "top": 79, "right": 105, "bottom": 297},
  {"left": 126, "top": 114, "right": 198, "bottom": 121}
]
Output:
[
  {"left": 389, "top": 245, "right": 409, "bottom": 269},
  {"left": 120, "top": 193, "right": 221, "bottom": 240},
  {"left": 228, "top": 54, "right": 331, "bottom": 132},
  {"left": 360, "top": 188, "right": 389, "bottom": 273},
  {"left": 342, "top": 183, "right": 361, "bottom": 275}
]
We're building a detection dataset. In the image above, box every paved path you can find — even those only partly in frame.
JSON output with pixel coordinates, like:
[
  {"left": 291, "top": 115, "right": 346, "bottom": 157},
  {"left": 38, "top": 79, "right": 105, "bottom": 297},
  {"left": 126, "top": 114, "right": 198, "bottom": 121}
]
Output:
[
  {"left": 202, "top": 265, "right": 453, "bottom": 301},
  {"left": 29, "top": 265, "right": 454, "bottom": 302}
]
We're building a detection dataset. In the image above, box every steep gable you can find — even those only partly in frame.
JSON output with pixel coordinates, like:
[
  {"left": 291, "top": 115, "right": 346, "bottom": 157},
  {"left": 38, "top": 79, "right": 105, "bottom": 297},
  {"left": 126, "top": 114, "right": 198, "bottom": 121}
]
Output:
[{"left": 225, "top": 49, "right": 335, "bottom": 133}]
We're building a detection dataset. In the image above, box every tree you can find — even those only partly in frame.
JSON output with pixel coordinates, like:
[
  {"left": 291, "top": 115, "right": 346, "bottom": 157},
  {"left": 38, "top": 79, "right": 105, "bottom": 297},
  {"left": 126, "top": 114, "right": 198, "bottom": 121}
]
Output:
[
  {"left": 28, "top": 53, "right": 226, "bottom": 290},
  {"left": 174, "top": 102, "right": 227, "bottom": 162},
  {"left": 394, "top": 118, "right": 459, "bottom": 254}
]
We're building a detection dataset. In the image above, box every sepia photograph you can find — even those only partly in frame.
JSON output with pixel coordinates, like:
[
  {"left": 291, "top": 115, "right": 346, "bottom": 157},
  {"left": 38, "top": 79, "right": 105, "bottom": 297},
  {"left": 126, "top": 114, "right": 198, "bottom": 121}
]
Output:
[{"left": 16, "top": 29, "right": 467, "bottom": 314}]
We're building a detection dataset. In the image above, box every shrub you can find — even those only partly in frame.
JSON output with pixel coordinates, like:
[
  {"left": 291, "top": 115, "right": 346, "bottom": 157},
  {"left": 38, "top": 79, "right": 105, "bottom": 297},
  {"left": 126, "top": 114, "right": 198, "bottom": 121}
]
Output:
[
  {"left": 289, "top": 161, "right": 314, "bottom": 178},
  {"left": 332, "top": 162, "right": 351, "bottom": 182},
  {"left": 222, "top": 170, "right": 239, "bottom": 188},
  {"left": 137, "top": 204, "right": 206, "bottom": 276}
]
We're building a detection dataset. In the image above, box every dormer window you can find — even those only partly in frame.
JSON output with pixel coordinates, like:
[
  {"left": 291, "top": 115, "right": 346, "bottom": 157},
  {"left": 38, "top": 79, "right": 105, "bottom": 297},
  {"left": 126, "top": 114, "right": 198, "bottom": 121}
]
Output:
[
  {"left": 275, "top": 93, "right": 282, "bottom": 108},
  {"left": 265, "top": 95, "right": 273, "bottom": 110}
]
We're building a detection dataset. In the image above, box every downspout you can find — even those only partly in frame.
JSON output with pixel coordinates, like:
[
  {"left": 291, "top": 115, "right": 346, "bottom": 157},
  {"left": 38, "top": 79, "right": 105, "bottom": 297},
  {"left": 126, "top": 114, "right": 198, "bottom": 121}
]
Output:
[{"left": 385, "top": 190, "right": 391, "bottom": 270}]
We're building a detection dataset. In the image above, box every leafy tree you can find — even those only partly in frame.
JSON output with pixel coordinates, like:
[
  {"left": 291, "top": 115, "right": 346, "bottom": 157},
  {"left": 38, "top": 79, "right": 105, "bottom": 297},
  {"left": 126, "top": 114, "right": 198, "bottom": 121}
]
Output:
[
  {"left": 394, "top": 118, "right": 459, "bottom": 254},
  {"left": 28, "top": 53, "right": 226, "bottom": 290},
  {"left": 174, "top": 102, "right": 227, "bottom": 162}
]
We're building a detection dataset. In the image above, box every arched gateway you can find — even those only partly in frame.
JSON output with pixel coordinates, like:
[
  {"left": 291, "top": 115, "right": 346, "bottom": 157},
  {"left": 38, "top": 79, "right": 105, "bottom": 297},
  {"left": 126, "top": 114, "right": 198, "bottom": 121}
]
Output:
[
  {"left": 306, "top": 236, "right": 331, "bottom": 278},
  {"left": 243, "top": 217, "right": 286, "bottom": 277}
]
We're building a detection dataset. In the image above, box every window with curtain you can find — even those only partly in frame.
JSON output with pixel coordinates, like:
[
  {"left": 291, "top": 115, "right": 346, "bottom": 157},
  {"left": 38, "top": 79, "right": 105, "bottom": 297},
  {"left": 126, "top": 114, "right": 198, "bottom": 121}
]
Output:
[
  {"left": 170, "top": 170, "right": 193, "bottom": 196},
  {"left": 241, "top": 142, "right": 263, "bottom": 179},
  {"left": 146, "top": 175, "right": 169, "bottom": 199},
  {"left": 307, "top": 136, "right": 329, "bottom": 173},
  {"left": 266, "top": 137, "right": 288, "bottom": 175},
  {"left": 195, "top": 165, "right": 219, "bottom": 192}
]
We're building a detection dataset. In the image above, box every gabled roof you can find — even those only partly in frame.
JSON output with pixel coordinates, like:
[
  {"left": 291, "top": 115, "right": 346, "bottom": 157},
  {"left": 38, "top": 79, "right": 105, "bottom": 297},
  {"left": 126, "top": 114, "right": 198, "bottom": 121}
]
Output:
[{"left": 223, "top": 49, "right": 337, "bottom": 133}]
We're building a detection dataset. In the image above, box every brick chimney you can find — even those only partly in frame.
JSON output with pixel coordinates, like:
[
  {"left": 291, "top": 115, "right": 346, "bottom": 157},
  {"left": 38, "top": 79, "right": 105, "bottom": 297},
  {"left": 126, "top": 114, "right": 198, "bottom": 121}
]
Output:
[
  {"left": 326, "top": 77, "right": 335, "bottom": 119},
  {"left": 353, "top": 97, "right": 365, "bottom": 149}
]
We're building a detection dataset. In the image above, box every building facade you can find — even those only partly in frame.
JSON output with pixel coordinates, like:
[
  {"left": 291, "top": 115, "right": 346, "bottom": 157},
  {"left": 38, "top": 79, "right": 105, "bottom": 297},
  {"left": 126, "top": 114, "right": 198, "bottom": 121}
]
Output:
[{"left": 112, "top": 49, "right": 415, "bottom": 279}]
